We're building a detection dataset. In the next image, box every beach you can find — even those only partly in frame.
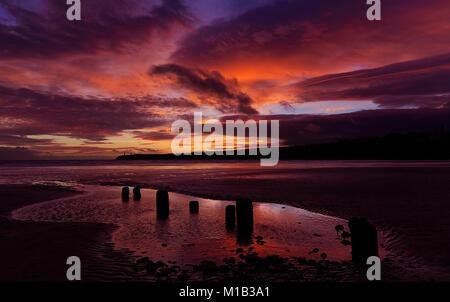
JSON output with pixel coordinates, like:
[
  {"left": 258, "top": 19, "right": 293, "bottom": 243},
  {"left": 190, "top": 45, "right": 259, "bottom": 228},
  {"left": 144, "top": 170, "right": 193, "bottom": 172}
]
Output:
[
  {"left": 1, "top": 160, "right": 449, "bottom": 281},
  {"left": 0, "top": 185, "right": 143, "bottom": 281},
  {"left": 1, "top": 184, "right": 364, "bottom": 282}
]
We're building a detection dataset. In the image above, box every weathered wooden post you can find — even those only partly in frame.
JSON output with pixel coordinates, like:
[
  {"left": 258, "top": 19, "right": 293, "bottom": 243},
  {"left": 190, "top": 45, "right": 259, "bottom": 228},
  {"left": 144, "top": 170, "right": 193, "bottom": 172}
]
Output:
[
  {"left": 133, "top": 186, "right": 141, "bottom": 201},
  {"left": 348, "top": 217, "right": 378, "bottom": 263},
  {"left": 189, "top": 200, "right": 199, "bottom": 213},
  {"left": 156, "top": 190, "right": 169, "bottom": 217},
  {"left": 236, "top": 198, "right": 253, "bottom": 234},
  {"left": 121, "top": 187, "right": 129, "bottom": 202}
]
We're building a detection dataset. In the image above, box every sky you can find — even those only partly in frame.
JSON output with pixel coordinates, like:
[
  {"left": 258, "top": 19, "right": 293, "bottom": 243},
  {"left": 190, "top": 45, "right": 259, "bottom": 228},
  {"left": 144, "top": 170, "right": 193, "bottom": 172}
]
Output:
[{"left": 0, "top": 0, "right": 449, "bottom": 159}]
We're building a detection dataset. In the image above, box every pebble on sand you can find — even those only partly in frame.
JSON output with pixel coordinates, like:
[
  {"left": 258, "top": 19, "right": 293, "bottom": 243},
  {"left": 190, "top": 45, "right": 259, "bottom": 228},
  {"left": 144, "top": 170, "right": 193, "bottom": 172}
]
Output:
[{"left": 334, "top": 225, "right": 344, "bottom": 234}]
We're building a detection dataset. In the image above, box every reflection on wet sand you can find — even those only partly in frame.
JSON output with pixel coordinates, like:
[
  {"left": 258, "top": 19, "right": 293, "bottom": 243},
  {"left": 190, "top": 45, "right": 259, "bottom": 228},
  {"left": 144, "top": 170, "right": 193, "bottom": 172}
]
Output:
[{"left": 12, "top": 185, "right": 356, "bottom": 266}]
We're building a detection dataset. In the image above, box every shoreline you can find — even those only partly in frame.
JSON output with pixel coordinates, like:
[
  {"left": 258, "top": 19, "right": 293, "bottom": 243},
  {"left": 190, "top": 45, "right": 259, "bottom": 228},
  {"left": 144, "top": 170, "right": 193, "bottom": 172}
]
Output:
[{"left": 1, "top": 182, "right": 443, "bottom": 282}]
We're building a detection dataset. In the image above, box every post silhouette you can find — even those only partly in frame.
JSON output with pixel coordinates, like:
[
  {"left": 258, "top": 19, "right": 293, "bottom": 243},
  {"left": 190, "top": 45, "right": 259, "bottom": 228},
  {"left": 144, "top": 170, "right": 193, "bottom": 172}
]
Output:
[
  {"left": 348, "top": 217, "right": 378, "bottom": 263},
  {"left": 133, "top": 186, "right": 141, "bottom": 201},
  {"left": 189, "top": 201, "right": 199, "bottom": 213},
  {"left": 236, "top": 198, "right": 253, "bottom": 235},
  {"left": 156, "top": 190, "right": 169, "bottom": 218},
  {"left": 121, "top": 187, "right": 129, "bottom": 202}
]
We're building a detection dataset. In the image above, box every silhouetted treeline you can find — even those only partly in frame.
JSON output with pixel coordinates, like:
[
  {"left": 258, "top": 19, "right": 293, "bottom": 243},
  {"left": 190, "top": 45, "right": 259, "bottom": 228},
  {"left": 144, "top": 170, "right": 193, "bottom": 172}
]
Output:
[
  {"left": 117, "top": 131, "right": 450, "bottom": 160},
  {"left": 282, "top": 131, "right": 450, "bottom": 160}
]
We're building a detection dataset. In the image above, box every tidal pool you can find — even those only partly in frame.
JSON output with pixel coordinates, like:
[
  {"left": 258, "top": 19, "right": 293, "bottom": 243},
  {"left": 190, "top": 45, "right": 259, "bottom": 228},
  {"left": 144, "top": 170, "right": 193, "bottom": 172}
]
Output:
[{"left": 12, "top": 184, "right": 357, "bottom": 266}]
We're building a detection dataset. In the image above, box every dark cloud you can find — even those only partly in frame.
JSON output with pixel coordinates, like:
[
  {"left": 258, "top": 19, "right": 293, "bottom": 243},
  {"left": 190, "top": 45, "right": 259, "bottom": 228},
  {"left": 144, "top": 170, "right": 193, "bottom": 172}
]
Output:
[
  {"left": 373, "top": 95, "right": 450, "bottom": 109},
  {"left": 0, "top": 147, "right": 41, "bottom": 160},
  {"left": 0, "top": 134, "right": 54, "bottom": 146},
  {"left": 134, "top": 95, "right": 198, "bottom": 109},
  {"left": 150, "top": 64, "right": 259, "bottom": 114},
  {"left": 0, "top": 0, "right": 192, "bottom": 59},
  {"left": 171, "top": 0, "right": 450, "bottom": 71},
  {"left": 172, "top": 0, "right": 357, "bottom": 64},
  {"left": 293, "top": 53, "right": 450, "bottom": 108},
  {"left": 132, "top": 130, "right": 175, "bottom": 141},
  {"left": 0, "top": 85, "right": 194, "bottom": 141},
  {"left": 278, "top": 109, "right": 450, "bottom": 145},
  {"left": 279, "top": 101, "right": 296, "bottom": 112}
]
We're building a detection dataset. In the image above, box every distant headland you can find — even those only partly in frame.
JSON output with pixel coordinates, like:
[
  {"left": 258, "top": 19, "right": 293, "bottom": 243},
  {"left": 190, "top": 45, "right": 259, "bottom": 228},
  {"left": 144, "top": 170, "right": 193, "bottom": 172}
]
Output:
[{"left": 117, "top": 131, "right": 450, "bottom": 161}]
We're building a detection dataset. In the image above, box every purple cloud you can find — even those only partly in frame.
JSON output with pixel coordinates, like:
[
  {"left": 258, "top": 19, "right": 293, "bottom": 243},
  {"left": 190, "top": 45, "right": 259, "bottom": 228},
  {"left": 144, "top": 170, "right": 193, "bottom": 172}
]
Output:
[
  {"left": 0, "top": 0, "right": 193, "bottom": 59},
  {"left": 293, "top": 53, "right": 450, "bottom": 108},
  {"left": 0, "top": 147, "right": 40, "bottom": 160},
  {"left": 0, "top": 85, "right": 196, "bottom": 141},
  {"left": 150, "top": 64, "right": 259, "bottom": 114}
]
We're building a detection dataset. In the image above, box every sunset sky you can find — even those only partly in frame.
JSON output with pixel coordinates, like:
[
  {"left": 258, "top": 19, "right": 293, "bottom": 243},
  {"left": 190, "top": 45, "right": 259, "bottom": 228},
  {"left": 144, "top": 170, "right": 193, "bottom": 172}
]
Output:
[{"left": 0, "top": 0, "right": 449, "bottom": 159}]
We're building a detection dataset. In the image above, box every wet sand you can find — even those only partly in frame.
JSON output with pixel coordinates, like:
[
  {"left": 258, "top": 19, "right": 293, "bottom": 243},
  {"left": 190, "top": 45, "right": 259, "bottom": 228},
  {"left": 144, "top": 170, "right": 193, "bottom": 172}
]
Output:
[
  {"left": 1, "top": 184, "right": 370, "bottom": 282},
  {"left": 0, "top": 183, "right": 424, "bottom": 282},
  {"left": 1, "top": 160, "right": 449, "bottom": 281},
  {"left": 12, "top": 186, "right": 356, "bottom": 268},
  {"left": 0, "top": 185, "right": 143, "bottom": 281},
  {"left": 95, "top": 161, "right": 449, "bottom": 280}
]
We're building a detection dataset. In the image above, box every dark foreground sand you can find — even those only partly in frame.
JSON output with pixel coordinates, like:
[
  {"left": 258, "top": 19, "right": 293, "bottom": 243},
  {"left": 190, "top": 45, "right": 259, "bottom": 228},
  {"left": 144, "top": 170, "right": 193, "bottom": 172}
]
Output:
[{"left": 0, "top": 185, "right": 144, "bottom": 281}]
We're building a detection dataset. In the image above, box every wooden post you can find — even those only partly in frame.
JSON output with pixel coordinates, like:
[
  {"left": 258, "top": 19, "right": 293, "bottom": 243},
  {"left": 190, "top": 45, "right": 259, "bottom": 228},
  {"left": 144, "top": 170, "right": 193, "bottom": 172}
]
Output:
[
  {"left": 236, "top": 198, "right": 253, "bottom": 234},
  {"left": 133, "top": 186, "right": 141, "bottom": 201},
  {"left": 121, "top": 187, "right": 129, "bottom": 202},
  {"left": 156, "top": 190, "right": 169, "bottom": 217},
  {"left": 348, "top": 217, "right": 378, "bottom": 263},
  {"left": 189, "top": 201, "right": 199, "bottom": 213}
]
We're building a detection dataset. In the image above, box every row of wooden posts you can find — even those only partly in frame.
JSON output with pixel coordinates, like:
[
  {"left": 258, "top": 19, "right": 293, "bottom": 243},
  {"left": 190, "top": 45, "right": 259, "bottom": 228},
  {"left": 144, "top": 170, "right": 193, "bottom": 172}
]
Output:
[
  {"left": 121, "top": 186, "right": 140, "bottom": 201},
  {"left": 121, "top": 187, "right": 254, "bottom": 232},
  {"left": 121, "top": 186, "right": 378, "bottom": 262}
]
